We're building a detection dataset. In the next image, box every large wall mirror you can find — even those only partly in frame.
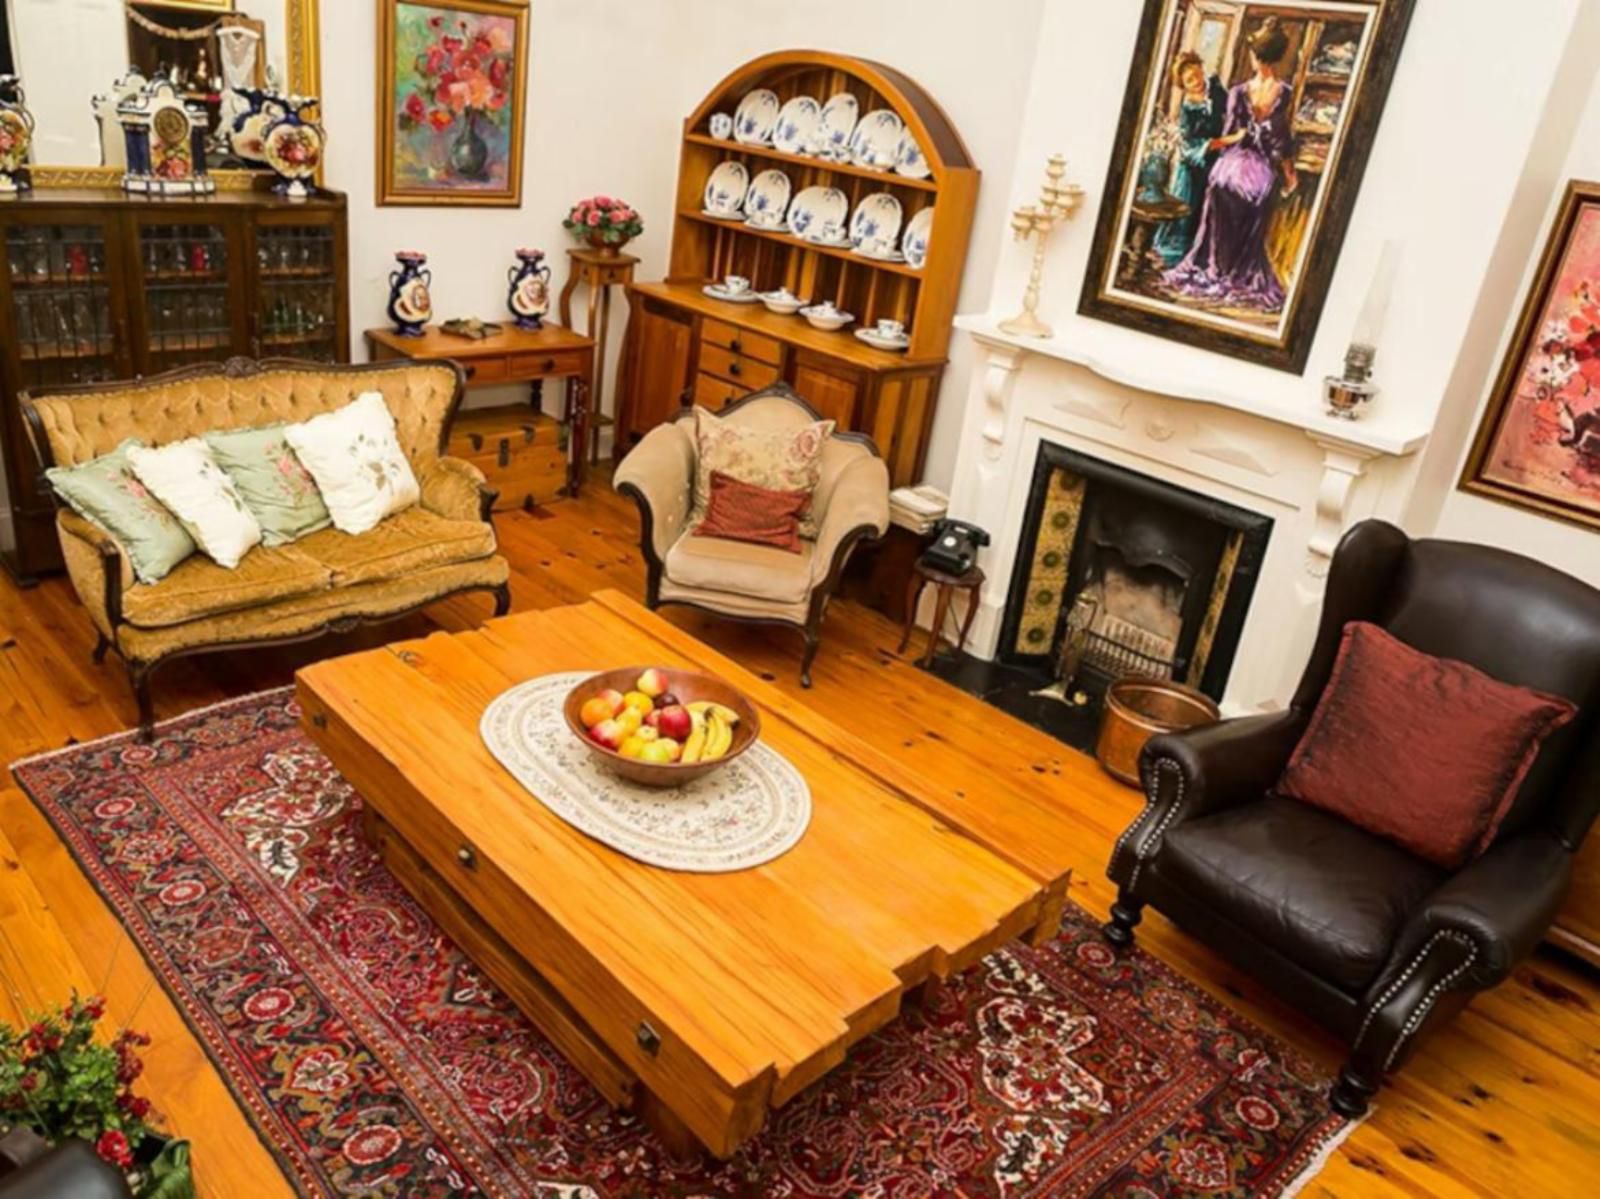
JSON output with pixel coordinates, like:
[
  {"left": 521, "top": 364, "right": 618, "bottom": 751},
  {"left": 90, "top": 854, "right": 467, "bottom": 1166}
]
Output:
[{"left": 5, "top": 0, "right": 319, "bottom": 186}]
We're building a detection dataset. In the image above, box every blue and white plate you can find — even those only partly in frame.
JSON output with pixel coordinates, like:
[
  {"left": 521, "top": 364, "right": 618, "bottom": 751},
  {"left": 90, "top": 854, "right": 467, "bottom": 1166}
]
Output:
[
  {"left": 787, "top": 185, "right": 849, "bottom": 243},
  {"left": 810, "top": 92, "right": 859, "bottom": 159},
  {"left": 849, "top": 192, "right": 904, "bottom": 259},
  {"left": 703, "top": 160, "right": 749, "bottom": 218},
  {"left": 734, "top": 89, "right": 780, "bottom": 146},
  {"left": 901, "top": 205, "right": 934, "bottom": 270},
  {"left": 772, "top": 96, "right": 820, "bottom": 156},
  {"left": 894, "top": 130, "right": 931, "bottom": 180},
  {"left": 849, "top": 109, "right": 904, "bottom": 171},
  {"left": 744, "top": 169, "right": 792, "bottom": 229}
]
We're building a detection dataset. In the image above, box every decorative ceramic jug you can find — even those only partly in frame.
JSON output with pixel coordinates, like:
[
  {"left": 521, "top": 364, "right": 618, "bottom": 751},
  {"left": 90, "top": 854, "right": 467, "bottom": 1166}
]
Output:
[
  {"left": 0, "top": 75, "right": 37, "bottom": 195},
  {"left": 388, "top": 251, "right": 433, "bottom": 337},
  {"left": 506, "top": 248, "right": 552, "bottom": 330},
  {"left": 261, "top": 95, "right": 325, "bottom": 200}
]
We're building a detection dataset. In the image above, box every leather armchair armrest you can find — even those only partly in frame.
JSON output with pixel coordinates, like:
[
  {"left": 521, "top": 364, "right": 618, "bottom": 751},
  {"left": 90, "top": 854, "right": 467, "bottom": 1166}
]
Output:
[
  {"left": 56, "top": 510, "right": 132, "bottom": 638},
  {"left": 419, "top": 456, "right": 496, "bottom": 523},
  {"left": 1109, "top": 710, "right": 1305, "bottom": 889},
  {"left": 810, "top": 454, "right": 889, "bottom": 589},
  {"left": 613, "top": 421, "right": 696, "bottom": 573}
]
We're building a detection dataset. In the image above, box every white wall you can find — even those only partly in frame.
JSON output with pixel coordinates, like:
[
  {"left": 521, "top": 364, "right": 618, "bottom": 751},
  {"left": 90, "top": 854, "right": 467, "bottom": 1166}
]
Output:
[{"left": 320, "top": 0, "right": 1045, "bottom": 475}]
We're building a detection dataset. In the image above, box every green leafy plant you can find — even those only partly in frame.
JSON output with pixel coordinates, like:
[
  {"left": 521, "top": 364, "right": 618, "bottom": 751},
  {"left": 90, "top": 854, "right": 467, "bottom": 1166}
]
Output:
[{"left": 0, "top": 994, "right": 191, "bottom": 1197}]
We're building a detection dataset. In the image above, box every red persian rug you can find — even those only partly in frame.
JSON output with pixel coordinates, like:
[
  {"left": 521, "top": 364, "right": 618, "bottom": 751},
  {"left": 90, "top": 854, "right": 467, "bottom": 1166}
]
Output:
[{"left": 13, "top": 691, "right": 1356, "bottom": 1198}]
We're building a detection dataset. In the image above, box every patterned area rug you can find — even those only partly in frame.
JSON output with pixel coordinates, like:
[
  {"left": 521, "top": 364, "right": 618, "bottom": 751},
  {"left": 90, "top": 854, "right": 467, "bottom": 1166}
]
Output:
[{"left": 12, "top": 690, "right": 1355, "bottom": 1198}]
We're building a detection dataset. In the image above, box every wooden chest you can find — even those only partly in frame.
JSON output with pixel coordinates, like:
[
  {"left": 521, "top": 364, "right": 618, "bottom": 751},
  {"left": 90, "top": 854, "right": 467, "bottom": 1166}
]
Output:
[{"left": 447, "top": 405, "right": 567, "bottom": 512}]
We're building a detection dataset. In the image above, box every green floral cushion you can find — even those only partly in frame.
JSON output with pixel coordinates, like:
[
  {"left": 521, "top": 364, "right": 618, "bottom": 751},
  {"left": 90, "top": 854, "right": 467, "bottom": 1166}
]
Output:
[
  {"left": 204, "top": 424, "right": 331, "bottom": 547},
  {"left": 45, "top": 439, "right": 196, "bottom": 584}
]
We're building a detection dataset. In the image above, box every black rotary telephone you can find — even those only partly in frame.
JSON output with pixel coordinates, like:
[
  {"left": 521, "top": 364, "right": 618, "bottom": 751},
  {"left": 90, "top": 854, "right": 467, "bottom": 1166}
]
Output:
[{"left": 920, "top": 519, "right": 991, "bottom": 576}]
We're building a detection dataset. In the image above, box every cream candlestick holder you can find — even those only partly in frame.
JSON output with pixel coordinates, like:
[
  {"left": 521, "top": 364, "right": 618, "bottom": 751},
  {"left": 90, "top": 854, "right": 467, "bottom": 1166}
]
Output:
[{"left": 999, "top": 154, "right": 1084, "bottom": 339}]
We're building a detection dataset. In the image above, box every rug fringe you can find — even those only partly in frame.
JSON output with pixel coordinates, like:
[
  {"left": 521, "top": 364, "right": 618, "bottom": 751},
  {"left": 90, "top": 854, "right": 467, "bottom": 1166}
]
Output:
[
  {"left": 8, "top": 686, "right": 297, "bottom": 772},
  {"left": 1279, "top": 1107, "right": 1371, "bottom": 1199}
]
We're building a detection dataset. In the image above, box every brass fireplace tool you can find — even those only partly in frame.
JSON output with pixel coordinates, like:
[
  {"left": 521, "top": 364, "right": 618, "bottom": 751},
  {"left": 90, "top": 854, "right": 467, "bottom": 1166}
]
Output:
[{"left": 999, "top": 154, "right": 1085, "bottom": 339}]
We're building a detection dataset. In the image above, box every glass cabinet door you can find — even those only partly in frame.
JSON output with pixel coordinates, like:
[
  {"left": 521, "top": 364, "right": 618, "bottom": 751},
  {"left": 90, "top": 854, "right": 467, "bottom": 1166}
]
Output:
[
  {"left": 3, "top": 223, "right": 123, "bottom": 389},
  {"left": 134, "top": 221, "right": 236, "bottom": 373},
  {"left": 254, "top": 223, "right": 339, "bottom": 362}
]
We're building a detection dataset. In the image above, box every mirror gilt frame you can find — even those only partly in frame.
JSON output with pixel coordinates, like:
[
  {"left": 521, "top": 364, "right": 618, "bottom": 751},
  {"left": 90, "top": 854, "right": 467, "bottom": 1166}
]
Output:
[{"left": 29, "top": 0, "right": 322, "bottom": 190}]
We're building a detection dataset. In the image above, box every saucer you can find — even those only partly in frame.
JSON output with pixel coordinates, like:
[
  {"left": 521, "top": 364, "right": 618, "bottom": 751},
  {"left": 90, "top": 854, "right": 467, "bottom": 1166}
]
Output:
[
  {"left": 855, "top": 327, "right": 909, "bottom": 351},
  {"left": 853, "top": 245, "right": 906, "bottom": 263},
  {"left": 760, "top": 291, "right": 808, "bottom": 315},
  {"left": 702, "top": 284, "right": 761, "bottom": 304},
  {"left": 700, "top": 208, "right": 749, "bottom": 221}
]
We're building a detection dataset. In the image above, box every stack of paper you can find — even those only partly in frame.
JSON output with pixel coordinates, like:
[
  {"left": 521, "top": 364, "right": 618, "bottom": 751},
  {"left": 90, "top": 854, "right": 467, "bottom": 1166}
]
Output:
[{"left": 889, "top": 484, "right": 948, "bottom": 534}]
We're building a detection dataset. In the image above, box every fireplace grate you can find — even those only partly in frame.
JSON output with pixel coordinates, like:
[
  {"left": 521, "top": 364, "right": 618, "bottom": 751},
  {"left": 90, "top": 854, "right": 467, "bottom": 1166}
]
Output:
[{"left": 1082, "top": 613, "right": 1176, "bottom": 681}]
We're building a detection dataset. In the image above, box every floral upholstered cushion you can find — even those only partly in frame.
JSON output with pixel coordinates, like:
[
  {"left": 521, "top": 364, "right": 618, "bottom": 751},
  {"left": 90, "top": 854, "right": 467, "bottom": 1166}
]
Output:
[
  {"left": 128, "top": 439, "right": 263, "bottom": 570},
  {"left": 691, "top": 406, "right": 833, "bottom": 538},
  {"left": 45, "top": 438, "right": 196, "bottom": 584},
  {"left": 284, "top": 392, "right": 420, "bottom": 535},
  {"left": 205, "top": 424, "right": 332, "bottom": 546}
]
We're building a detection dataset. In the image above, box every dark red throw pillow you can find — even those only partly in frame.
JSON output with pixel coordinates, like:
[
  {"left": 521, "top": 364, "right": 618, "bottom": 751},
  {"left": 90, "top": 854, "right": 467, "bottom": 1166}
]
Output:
[
  {"left": 1277, "top": 621, "right": 1577, "bottom": 868},
  {"left": 692, "top": 471, "right": 811, "bottom": 553}
]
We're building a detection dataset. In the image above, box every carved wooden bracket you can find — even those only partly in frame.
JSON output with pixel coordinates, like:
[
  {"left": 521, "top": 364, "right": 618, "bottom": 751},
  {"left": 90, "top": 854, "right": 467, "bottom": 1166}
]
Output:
[
  {"left": 979, "top": 344, "right": 1025, "bottom": 462},
  {"left": 1305, "top": 433, "right": 1385, "bottom": 579}
]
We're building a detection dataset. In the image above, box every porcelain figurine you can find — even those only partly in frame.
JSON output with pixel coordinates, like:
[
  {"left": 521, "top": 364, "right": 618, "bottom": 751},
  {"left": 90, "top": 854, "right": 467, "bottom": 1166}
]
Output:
[
  {"left": 262, "top": 95, "right": 324, "bottom": 199},
  {"left": 0, "top": 75, "right": 36, "bottom": 195},
  {"left": 117, "top": 74, "right": 214, "bottom": 196},
  {"left": 506, "top": 248, "right": 552, "bottom": 330},
  {"left": 388, "top": 251, "right": 433, "bottom": 337}
]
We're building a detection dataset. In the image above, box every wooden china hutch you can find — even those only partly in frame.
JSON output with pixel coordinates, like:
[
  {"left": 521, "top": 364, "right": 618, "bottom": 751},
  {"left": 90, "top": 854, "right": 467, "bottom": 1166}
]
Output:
[
  {"left": 0, "top": 187, "right": 350, "bottom": 584},
  {"left": 616, "top": 50, "right": 978, "bottom": 487}
]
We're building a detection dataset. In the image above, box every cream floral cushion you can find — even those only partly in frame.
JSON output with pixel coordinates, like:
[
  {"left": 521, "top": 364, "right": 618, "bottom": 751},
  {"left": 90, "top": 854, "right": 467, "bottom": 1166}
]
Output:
[
  {"left": 284, "top": 392, "right": 420, "bottom": 535},
  {"left": 692, "top": 406, "right": 834, "bottom": 538},
  {"left": 128, "top": 439, "right": 263, "bottom": 570}
]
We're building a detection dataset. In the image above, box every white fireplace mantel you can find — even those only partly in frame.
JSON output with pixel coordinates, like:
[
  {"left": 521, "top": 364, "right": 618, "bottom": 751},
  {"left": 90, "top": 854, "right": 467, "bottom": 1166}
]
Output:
[{"left": 942, "top": 317, "right": 1434, "bottom": 713}]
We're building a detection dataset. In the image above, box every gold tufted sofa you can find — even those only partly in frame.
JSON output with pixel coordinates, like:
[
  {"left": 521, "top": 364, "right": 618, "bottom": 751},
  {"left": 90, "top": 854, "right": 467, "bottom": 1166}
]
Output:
[{"left": 23, "top": 357, "right": 511, "bottom": 733}]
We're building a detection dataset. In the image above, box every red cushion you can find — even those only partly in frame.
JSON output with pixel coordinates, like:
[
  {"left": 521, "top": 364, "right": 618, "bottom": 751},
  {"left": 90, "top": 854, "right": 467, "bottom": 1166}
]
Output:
[
  {"left": 1277, "top": 622, "right": 1577, "bottom": 868},
  {"left": 691, "top": 471, "right": 810, "bottom": 553}
]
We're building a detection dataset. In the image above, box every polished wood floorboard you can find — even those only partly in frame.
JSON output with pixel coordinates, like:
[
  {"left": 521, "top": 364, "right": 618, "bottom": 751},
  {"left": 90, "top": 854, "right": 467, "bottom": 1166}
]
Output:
[{"left": 1, "top": 477, "right": 1597, "bottom": 1196}]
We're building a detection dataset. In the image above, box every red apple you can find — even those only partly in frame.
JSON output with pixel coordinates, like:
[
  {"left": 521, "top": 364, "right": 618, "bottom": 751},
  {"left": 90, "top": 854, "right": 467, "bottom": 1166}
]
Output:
[
  {"left": 657, "top": 692, "right": 681, "bottom": 709},
  {"left": 636, "top": 667, "right": 670, "bottom": 698},
  {"left": 644, "top": 709, "right": 662, "bottom": 729},
  {"left": 655, "top": 704, "right": 693, "bottom": 742},
  {"left": 588, "top": 717, "right": 629, "bottom": 751}
]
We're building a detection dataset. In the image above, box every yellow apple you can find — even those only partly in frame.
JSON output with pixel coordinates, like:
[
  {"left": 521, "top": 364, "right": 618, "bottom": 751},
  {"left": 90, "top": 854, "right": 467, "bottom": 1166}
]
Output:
[{"left": 622, "top": 690, "right": 654, "bottom": 718}]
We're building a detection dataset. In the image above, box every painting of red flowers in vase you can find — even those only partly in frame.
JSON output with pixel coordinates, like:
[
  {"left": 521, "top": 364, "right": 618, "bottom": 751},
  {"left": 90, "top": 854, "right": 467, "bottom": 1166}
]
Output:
[
  {"left": 379, "top": 0, "right": 528, "bottom": 206},
  {"left": 1463, "top": 182, "right": 1600, "bottom": 531}
]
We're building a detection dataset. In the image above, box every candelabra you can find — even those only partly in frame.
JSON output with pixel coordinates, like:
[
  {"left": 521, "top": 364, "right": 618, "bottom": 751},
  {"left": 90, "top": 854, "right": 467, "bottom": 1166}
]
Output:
[{"left": 999, "top": 154, "right": 1085, "bottom": 339}]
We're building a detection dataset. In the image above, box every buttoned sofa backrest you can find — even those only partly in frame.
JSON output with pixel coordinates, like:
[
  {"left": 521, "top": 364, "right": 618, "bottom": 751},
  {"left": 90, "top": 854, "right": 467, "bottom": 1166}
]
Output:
[{"left": 24, "top": 359, "right": 464, "bottom": 473}]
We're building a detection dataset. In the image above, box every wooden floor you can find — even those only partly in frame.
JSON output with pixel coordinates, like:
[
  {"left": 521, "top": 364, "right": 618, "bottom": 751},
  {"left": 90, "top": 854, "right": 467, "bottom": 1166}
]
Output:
[{"left": 1, "top": 477, "right": 1598, "bottom": 1197}]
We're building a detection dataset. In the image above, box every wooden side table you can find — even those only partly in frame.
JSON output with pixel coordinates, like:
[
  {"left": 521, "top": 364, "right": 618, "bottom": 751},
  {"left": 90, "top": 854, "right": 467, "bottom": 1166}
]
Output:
[
  {"left": 365, "top": 323, "right": 596, "bottom": 495},
  {"left": 559, "top": 247, "right": 639, "bottom": 465},
  {"left": 898, "top": 562, "right": 986, "bottom": 668}
]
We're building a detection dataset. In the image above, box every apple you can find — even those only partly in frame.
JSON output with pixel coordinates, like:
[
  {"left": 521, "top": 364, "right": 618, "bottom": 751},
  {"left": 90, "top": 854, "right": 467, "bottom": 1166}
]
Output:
[
  {"left": 655, "top": 704, "right": 693, "bottom": 742},
  {"left": 622, "top": 690, "right": 654, "bottom": 717},
  {"left": 580, "top": 691, "right": 623, "bottom": 729},
  {"left": 633, "top": 725, "right": 660, "bottom": 742},
  {"left": 657, "top": 692, "right": 681, "bottom": 709},
  {"left": 588, "top": 718, "right": 629, "bottom": 751},
  {"left": 641, "top": 738, "right": 681, "bottom": 763},
  {"left": 615, "top": 707, "right": 643, "bottom": 735},
  {"left": 619, "top": 734, "right": 649, "bottom": 759},
  {"left": 636, "top": 668, "right": 670, "bottom": 698},
  {"left": 644, "top": 709, "right": 662, "bottom": 729}
]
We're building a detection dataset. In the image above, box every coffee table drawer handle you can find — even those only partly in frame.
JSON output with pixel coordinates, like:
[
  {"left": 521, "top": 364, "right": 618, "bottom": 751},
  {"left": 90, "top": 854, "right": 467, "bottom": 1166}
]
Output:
[
  {"left": 635, "top": 1022, "right": 661, "bottom": 1056},
  {"left": 456, "top": 844, "right": 477, "bottom": 869}
]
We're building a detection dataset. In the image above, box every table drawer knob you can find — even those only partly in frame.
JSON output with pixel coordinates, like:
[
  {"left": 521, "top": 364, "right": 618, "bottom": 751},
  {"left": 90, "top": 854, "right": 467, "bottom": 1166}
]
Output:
[
  {"left": 310, "top": 713, "right": 327, "bottom": 730},
  {"left": 729, "top": 338, "right": 741, "bottom": 353},
  {"left": 636, "top": 1022, "right": 661, "bottom": 1056},
  {"left": 728, "top": 360, "right": 742, "bottom": 378},
  {"left": 542, "top": 356, "right": 556, "bottom": 371},
  {"left": 464, "top": 365, "right": 477, "bottom": 379},
  {"left": 456, "top": 845, "right": 477, "bottom": 869}
]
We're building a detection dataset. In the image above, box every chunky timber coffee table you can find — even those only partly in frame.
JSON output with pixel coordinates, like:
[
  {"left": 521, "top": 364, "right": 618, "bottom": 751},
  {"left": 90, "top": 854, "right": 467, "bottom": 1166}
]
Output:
[{"left": 296, "top": 591, "right": 1077, "bottom": 1158}]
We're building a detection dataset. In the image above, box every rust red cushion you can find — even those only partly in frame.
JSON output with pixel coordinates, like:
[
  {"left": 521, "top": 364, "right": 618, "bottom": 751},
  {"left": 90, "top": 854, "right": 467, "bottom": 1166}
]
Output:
[
  {"left": 1277, "top": 621, "right": 1577, "bottom": 868},
  {"left": 691, "top": 470, "right": 811, "bottom": 553}
]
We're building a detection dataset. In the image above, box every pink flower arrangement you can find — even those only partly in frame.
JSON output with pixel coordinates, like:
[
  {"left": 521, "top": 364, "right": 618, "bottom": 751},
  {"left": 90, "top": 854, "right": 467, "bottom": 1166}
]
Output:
[{"left": 562, "top": 195, "right": 644, "bottom": 246}]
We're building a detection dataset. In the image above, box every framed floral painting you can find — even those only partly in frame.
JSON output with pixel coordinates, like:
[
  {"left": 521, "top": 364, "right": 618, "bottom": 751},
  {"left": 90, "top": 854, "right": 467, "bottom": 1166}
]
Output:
[
  {"left": 1461, "top": 181, "right": 1600, "bottom": 532},
  {"left": 377, "top": 0, "right": 529, "bottom": 207},
  {"left": 1078, "top": 0, "right": 1415, "bottom": 373}
]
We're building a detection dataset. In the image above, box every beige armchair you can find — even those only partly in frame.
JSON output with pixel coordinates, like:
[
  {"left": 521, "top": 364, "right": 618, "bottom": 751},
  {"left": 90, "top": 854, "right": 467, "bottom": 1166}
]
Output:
[{"left": 614, "top": 385, "right": 889, "bottom": 686}]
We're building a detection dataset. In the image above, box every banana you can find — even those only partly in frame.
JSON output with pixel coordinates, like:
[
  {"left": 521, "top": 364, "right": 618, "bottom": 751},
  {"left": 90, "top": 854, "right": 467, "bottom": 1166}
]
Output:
[
  {"left": 703, "top": 713, "right": 733, "bottom": 761},
  {"left": 681, "top": 724, "right": 708, "bottom": 764},
  {"left": 708, "top": 702, "right": 740, "bottom": 726},
  {"left": 688, "top": 699, "right": 741, "bottom": 726}
]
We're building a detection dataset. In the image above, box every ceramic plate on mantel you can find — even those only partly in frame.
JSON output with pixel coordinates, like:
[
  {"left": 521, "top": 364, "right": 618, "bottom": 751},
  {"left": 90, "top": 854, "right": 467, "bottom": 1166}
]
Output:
[
  {"left": 787, "top": 185, "right": 849, "bottom": 244},
  {"left": 772, "top": 96, "right": 820, "bottom": 156},
  {"left": 849, "top": 109, "right": 904, "bottom": 171},
  {"left": 901, "top": 205, "right": 934, "bottom": 270},
  {"left": 811, "top": 92, "right": 859, "bottom": 159},
  {"left": 734, "top": 88, "right": 780, "bottom": 145},
  {"left": 743, "top": 169, "right": 792, "bottom": 229},
  {"left": 849, "top": 192, "right": 904, "bottom": 259},
  {"left": 703, "top": 160, "right": 749, "bottom": 217}
]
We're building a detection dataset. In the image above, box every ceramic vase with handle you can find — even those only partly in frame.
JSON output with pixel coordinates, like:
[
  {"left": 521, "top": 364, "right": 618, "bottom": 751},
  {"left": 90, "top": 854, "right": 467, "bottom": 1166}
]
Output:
[
  {"left": 506, "top": 247, "right": 551, "bottom": 330},
  {"left": 0, "top": 75, "right": 37, "bottom": 194},
  {"left": 388, "top": 251, "right": 433, "bottom": 337},
  {"left": 261, "top": 94, "right": 325, "bottom": 200}
]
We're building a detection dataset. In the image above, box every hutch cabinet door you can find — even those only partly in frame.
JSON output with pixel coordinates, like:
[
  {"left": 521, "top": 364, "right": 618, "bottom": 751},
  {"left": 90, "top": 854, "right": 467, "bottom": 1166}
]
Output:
[
  {"left": 125, "top": 210, "right": 249, "bottom": 374},
  {"left": 0, "top": 209, "right": 134, "bottom": 582},
  {"left": 622, "top": 298, "right": 694, "bottom": 440},
  {"left": 248, "top": 209, "right": 349, "bottom": 363},
  {"left": 789, "top": 353, "right": 863, "bottom": 429}
]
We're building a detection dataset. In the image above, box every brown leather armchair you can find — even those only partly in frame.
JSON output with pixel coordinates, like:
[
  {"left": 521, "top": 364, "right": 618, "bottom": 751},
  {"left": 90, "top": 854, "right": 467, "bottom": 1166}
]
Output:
[{"left": 1103, "top": 519, "right": 1600, "bottom": 1117}]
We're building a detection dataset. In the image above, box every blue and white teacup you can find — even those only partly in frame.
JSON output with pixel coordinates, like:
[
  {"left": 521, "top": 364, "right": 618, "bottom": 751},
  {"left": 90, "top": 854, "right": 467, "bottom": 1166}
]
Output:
[
  {"left": 722, "top": 274, "right": 751, "bottom": 296},
  {"left": 709, "top": 113, "right": 733, "bottom": 140},
  {"left": 874, "top": 318, "right": 906, "bottom": 340}
]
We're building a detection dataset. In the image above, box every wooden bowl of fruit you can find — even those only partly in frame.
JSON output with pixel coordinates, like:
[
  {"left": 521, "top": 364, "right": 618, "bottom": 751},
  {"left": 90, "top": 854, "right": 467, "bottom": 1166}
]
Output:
[{"left": 564, "top": 665, "right": 762, "bottom": 787}]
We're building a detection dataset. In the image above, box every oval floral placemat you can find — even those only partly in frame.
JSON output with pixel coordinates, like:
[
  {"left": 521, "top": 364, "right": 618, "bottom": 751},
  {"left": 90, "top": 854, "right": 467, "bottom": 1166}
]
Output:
[{"left": 480, "top": 671, "right": 811, "bottom": 872}]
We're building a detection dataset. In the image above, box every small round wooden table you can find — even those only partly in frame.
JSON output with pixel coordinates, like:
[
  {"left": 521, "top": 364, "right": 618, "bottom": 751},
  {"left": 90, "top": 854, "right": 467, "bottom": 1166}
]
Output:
[{"left": 898, "top": 562, "right": 985, "bottom": 668}]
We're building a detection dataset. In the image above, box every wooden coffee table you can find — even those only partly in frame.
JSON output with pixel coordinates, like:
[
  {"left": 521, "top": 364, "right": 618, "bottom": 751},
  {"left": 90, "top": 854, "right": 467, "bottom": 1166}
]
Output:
[{"left": 296, "top": 591, "right": 1076, "bottom": 1158}]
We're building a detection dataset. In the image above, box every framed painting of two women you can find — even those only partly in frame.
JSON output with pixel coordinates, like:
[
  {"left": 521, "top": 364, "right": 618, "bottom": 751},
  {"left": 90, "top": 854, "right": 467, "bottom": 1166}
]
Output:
[{"left": 1079, "top": 0, "right": 1416, "bottom": 373}]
